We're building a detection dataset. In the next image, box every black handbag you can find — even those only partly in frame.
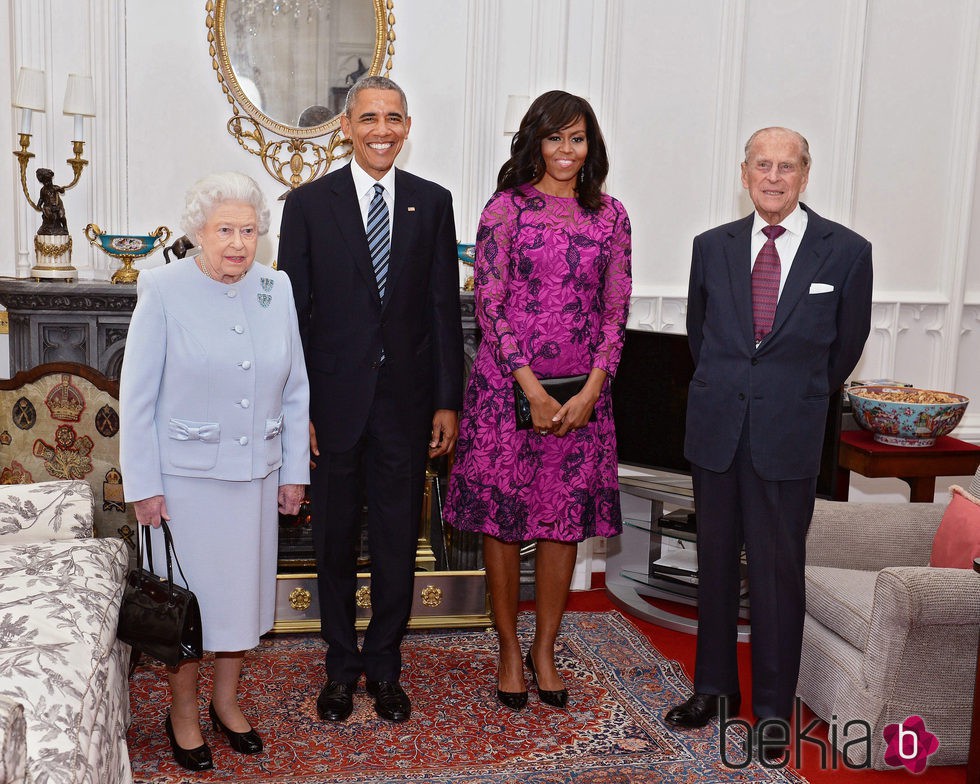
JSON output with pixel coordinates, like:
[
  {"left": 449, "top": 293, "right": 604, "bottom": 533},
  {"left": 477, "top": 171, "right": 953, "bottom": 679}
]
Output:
[
  {"left": 116, "top": 520, "right": 203, "bottom": 667},
  {"left": 513, "top": 374, "right": 596, "bottom": 430}
]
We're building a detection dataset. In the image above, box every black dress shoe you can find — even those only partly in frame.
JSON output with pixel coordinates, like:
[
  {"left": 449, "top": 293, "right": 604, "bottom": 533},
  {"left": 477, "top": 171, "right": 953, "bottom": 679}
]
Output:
[
  {"left": 496, "top": 687, "right": 529, "bottom": 711},
  {"left": 164, "top": 714, "right": 214, "bottom": 772},
  {"left": 366, "top": 680, "right": 411, "bottom": 722},
  {"left": 664, "top": 692, "right": 741, "bottom": 728},
  {"left": 525, "top": 652, "right": 569, "bottom": 709},
  {"left": 757, "top": 720, "right": 790, "bottom": 764},
  {"left": 316, "top": 680, "right": 357, "bottom": 722},
  {"left": 209, "top": 702, "right": 262, "bottom": 754}
]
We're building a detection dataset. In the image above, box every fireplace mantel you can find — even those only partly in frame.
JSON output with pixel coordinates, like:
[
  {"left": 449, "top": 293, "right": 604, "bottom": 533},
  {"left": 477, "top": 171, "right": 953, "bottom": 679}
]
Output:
[{"left": 0, "top": 278, "right": 137, "bottom": 380}]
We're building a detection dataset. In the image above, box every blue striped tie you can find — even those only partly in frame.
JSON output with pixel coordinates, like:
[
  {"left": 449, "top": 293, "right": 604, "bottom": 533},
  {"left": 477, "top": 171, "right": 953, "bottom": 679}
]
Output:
[{"left": 367, "top": 183, "right": 390, "bottom": 300}]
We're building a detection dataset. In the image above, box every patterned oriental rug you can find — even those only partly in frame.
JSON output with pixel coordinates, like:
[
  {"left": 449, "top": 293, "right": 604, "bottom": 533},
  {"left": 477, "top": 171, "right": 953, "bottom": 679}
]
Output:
[{"left": 127, "top": 611, "right": 807, "bottom": 784}]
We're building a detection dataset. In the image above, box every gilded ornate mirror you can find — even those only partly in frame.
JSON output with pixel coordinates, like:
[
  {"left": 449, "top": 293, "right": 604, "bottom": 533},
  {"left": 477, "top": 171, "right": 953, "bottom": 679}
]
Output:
[{"left": 206, "top": 0, "right": 395, "bottom": 189}]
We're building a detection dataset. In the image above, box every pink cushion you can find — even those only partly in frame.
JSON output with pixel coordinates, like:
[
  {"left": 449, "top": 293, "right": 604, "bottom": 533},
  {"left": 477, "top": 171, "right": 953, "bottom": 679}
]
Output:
[{"left": 930, "top": 487, "right": 980, "bottom": 568}]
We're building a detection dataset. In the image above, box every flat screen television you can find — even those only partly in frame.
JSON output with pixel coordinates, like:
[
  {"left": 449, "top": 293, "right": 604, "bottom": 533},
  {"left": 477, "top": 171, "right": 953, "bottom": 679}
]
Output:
[
  {"left": 612, "top": 329, "right": 694, "bottom": 476},
  {"left": 611, "top": 328, "right": 844, "bottom": 498}
]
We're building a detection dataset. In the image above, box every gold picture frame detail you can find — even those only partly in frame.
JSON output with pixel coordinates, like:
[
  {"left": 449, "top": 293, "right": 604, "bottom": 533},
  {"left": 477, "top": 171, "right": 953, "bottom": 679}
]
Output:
[{"left": 205, "top": 0, "right": 396, "bottom": 190}]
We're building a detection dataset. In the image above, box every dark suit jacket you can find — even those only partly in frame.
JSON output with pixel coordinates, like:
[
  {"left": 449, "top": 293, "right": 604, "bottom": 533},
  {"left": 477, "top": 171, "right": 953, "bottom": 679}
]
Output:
[
  {"left": 278, "top": 165, "right": 463, "bottom": 453},
  {"left": 684, "top": 204, "right": 873, "bottom": 480}
]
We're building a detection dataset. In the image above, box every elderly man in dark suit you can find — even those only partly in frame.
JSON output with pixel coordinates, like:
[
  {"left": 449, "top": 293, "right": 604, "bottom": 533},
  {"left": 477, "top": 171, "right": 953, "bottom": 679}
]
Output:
[
  {"left": 665, "top": 127, "right": 873, "bottom": 761},
  {"left": 278, "top": 76, "right": 463, "bottom": 724}
]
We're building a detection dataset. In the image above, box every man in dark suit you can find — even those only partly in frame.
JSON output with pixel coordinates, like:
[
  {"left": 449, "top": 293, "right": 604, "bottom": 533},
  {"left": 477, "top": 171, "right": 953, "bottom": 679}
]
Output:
[
  {"left": 665, "top": 127, "right": 873, "bottom": 760},
  {"left": 278, "top": 76, "right": 463, "bottom": 723}
]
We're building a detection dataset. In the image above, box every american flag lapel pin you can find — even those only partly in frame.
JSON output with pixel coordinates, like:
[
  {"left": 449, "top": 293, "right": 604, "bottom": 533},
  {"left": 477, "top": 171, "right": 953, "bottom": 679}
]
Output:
[{"left": 407, "top": 206, "right": 416, "bottom": 212}]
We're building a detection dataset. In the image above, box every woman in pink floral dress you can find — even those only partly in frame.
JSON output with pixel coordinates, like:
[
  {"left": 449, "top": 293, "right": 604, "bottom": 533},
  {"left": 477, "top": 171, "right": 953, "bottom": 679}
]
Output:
[{"left": 444, "top": 91, "right": 631, "bottom": 711}]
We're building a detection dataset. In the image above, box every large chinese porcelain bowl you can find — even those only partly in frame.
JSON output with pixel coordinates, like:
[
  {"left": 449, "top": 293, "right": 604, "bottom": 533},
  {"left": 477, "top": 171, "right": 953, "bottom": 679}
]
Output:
[{"left": 847, "top": 385, "right": 970, "bottom": 447}]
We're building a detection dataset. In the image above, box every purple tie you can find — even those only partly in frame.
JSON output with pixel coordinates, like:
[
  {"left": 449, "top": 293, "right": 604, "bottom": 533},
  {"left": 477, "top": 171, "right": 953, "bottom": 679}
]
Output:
[{"left": 752, "top": 224, "right": 786, "bottom": 343}]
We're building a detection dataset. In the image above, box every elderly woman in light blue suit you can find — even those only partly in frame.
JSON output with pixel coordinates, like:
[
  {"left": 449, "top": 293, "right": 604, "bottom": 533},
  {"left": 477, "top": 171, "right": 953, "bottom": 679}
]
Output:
[{"left": 120, "top": 171, "right": 309, "bottom": 773}]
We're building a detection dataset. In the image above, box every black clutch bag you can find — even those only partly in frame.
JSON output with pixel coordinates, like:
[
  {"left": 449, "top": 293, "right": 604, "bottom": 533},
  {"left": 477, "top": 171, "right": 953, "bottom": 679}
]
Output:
[
  {"left": 513, "top": 374, "right": 596, "bottom": 430},
  {"left": 116, "top": 520, "right": 203, "bottom": 668}
]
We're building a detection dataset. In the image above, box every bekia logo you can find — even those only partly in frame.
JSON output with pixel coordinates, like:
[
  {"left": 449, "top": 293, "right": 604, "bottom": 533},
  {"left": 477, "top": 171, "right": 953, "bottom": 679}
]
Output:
[
  {"left": 883, "top": 715, "right": 939, "bottom": 773},
  {"left": 720, "top": 700, "right": 941, "bottom": 771}
]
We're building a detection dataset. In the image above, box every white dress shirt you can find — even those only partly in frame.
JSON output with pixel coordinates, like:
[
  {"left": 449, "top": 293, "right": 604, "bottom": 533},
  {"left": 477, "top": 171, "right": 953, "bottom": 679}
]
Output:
[
  {"left": 749, "top": 203, "right": 808, "bottom": 299},
  {"left": 349, "top": 159, "right": 395, "bottom": 235}
]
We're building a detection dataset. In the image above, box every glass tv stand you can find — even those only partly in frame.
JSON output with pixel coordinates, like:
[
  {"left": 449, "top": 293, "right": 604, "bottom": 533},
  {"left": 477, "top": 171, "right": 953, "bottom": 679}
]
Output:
[{"left": 605, "top": 471, "right": 751, "bottom": 641}]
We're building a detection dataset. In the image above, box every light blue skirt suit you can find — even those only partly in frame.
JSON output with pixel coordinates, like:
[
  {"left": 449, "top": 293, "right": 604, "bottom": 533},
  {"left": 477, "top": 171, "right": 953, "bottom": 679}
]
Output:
[{"left": 120, "top": 258, "right": 310, "bottom": 651}]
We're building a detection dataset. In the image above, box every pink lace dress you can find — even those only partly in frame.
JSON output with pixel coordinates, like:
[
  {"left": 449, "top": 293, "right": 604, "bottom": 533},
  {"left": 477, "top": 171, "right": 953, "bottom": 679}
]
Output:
[{"left": 444, "top": 185, "right": 632, "bottom": 543}]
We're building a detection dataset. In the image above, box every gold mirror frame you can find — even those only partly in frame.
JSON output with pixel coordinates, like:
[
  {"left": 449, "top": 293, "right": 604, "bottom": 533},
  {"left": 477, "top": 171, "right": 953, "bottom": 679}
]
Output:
[{"left": 206, "top": 0, "right": 396, "bottom": 189}]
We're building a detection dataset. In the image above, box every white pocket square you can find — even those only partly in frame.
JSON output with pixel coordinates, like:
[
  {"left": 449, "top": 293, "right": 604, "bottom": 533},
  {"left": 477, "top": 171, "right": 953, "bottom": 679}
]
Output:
[{"left": 809, "top": 282, "right": 834, "bottom": 294}]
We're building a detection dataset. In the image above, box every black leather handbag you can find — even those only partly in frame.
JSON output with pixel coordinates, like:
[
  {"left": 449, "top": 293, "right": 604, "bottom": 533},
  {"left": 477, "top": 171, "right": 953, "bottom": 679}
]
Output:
[
  {"left": 116, "top": 520, "right": 203, "bottom": 668},
  {"left": 513, "top": 374, "right": 596, "bottom": 430}
]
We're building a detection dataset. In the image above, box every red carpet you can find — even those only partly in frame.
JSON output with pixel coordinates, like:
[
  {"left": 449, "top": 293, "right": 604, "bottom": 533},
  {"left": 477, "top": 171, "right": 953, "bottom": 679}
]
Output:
[{"left": 128, "top": 611, "right": 807, "bottom": 784}]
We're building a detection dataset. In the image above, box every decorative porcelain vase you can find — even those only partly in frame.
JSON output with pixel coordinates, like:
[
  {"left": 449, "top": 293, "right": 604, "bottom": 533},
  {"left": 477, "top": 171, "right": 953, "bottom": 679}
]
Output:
[{"left": 84, "top": 224, "right": 171, "bottom": 284}]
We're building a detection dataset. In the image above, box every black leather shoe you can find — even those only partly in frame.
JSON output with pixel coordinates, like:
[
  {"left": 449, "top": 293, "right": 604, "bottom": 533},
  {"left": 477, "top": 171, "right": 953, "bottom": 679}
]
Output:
[
  {"left": 164, "top": 714, "right": 214, "bottom": 772},
  {"left": 316, "top": 680, "right": 357, "bottom": 722},
  {"left": 664, "top": 692, "right": 741, "bottom": 728},
  {"left": 209, "top": 702, "right": 262, "bottom": 754},
  {"left": 366, "top": 680, "right": 411, "bottom": 722},
  {"left": 496, "top": 688, "right": 529, "bottom": 711},
  {"left": 758, "top": 720, "right": 790, "bottom": 764},
  {"left": 525, "top": 651, "right": 569, "bottom": 709}
]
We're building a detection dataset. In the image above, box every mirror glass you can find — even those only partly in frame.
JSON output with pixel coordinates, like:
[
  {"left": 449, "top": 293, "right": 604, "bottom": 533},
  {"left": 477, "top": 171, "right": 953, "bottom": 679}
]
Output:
[{"left": 216, "top": 0, "right": 386, "bottom": 137}]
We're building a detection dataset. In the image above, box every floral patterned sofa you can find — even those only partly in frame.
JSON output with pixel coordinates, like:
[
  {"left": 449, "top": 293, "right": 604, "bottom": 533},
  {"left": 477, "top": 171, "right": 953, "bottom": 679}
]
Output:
[{"left": 0, "top": 480, "right": 132, "bottom": 784}]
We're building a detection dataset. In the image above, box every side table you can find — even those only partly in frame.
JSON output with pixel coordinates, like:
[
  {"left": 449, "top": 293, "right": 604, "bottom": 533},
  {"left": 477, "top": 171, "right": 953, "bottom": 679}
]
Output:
[{"left": 834, "top": 429, "right": 980, "bottom": 502}]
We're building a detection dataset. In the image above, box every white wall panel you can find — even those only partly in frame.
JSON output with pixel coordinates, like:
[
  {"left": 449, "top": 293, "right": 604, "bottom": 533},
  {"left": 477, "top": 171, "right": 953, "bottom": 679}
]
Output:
[
  {"left": 739, "top": 0, "right": 855, "bottom": 222},
  {"left": 614, "top": 1, "right": 727, "bottom": 297},
  {"left": 125, "top": 2, "right": 273, "bottom": 263},
  {"left": 852, "top": 0, "right": 972, "bottom": 296},
  {"left": 968, "top": 146, "right": 980, "bottom": 300}
]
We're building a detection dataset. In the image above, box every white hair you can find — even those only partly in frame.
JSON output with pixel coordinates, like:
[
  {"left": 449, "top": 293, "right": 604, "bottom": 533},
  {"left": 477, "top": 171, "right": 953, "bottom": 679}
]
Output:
[
  {"left": 744, "top": 127, "right": 811, "bottom": 168},
  {"left": 180, "top": 171, "right": 270, "bottom": 238}
]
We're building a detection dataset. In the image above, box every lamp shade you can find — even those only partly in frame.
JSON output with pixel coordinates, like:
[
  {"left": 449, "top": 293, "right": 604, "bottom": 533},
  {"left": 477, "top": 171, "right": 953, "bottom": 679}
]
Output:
[
  {"left": 63, "top": 74, "right": 95, "bottom": 116},
  {"left": 503, "top": 94, "right": 530, "bottom": 135},
  {"left": 13, "top": 67, "right": 45, "bottom": 111}
]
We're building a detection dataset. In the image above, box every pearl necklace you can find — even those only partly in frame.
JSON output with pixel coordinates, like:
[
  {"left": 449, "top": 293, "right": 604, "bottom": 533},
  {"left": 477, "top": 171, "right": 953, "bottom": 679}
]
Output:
[{"left": 198, "top": 257, "right": 245, "bottom": 284}]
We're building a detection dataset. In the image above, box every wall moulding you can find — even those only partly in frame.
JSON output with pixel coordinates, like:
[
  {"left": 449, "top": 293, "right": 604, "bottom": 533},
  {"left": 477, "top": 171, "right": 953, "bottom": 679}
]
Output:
[
  {"left": 708, "top": 0, "right": 746, "bottom": 227},
  {"left": 459, "top": 0, "right": 500, "bottom": 243},
  {"left": 826, "top": 0, "right": 868, "bottom": 225}
]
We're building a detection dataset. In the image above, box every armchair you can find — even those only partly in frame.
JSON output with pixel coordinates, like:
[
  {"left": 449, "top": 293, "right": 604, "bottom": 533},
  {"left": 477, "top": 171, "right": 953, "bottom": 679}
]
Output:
[{"left": 798, "top": 494, "right": 980, "bottom": 768}]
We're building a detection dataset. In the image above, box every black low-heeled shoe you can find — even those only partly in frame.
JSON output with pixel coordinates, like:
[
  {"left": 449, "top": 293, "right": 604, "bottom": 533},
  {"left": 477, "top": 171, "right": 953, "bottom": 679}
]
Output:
[
  {"left": 209, "top": 702, "right": 263, "bottom": 754},
  {"left": 164, "top": 714, "right": 214, "bottom": 772},
  {"left": 524, "top": 651, "right": 569, "bottom": 709},
  {"left": 496, "top": 686, "right": 529, "bottom": 711}
]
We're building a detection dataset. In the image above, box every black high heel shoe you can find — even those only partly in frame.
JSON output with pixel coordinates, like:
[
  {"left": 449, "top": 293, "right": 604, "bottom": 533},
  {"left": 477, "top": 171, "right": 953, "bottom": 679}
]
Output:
[
  {"left": 209, "top": 702, "right": 263, "bottom": 754},
  {"left": 525, "top": 651, "right": 569, "bottom": 709},
  {"left": 495, "top": 685, "right": 528, "bottom": 711},
  {"left": 164, "top": 713, "right": 214, "bottom": 771}
]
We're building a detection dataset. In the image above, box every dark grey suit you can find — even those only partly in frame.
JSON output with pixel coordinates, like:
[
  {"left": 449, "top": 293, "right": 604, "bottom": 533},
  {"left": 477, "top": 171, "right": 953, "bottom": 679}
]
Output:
[{"left": 684, "top": 203, "right": 872, "bottom": 718}]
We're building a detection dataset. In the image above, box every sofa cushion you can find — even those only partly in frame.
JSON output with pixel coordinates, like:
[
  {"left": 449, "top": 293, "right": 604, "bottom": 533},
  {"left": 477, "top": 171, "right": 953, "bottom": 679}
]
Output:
[
  {"left": 930, "top": 486, "right": 980, "bottom": 569},
  {"left": 0, "top": 480, "right": 94, "bottom": 543},
  {"left": 805, "top": 565, "right": 878, "bottom": 651}
]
